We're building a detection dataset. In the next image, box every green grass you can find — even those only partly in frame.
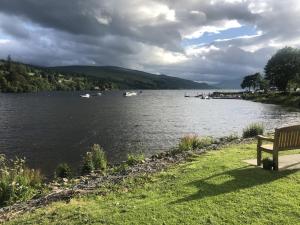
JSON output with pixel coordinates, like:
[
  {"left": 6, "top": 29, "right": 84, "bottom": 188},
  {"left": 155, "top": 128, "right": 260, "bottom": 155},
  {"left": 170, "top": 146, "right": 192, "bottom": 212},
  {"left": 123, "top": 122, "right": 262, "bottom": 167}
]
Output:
[
  {"left": 243, "top": 123, "right": 264, "bottom": 138},
  {"left": 178, "top": 135, "right": 213, "bottom": 152},
  {"left": 6, "top": 143, "right": 300, "bottom": 225},
  {"left": 126, "top": 153, "right": 145, "bottom": 166}
]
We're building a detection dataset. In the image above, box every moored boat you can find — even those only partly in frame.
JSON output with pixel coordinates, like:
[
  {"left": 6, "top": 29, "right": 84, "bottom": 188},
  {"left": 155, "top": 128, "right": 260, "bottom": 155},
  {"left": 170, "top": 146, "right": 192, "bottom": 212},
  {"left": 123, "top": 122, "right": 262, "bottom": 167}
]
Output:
[
  {"left": 80, "top": 93, "right": 90, "bottom": 98},
  {"left": 123, "top": 91, "right": 137, "bottom": 97}
]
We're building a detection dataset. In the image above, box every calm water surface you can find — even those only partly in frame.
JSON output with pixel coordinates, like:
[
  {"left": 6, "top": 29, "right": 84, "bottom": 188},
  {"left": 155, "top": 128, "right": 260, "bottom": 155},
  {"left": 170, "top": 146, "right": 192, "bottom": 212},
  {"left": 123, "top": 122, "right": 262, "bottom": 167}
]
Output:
[{"left": 0, "top": 90, "right": 299, "bottom": 175}]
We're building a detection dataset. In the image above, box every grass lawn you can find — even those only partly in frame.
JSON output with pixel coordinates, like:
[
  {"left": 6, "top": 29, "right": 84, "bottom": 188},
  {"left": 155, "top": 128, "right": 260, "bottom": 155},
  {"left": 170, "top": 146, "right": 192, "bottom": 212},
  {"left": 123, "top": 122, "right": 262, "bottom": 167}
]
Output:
[{"left": 6, "top": 143, "right": 300, "bottom": 225}]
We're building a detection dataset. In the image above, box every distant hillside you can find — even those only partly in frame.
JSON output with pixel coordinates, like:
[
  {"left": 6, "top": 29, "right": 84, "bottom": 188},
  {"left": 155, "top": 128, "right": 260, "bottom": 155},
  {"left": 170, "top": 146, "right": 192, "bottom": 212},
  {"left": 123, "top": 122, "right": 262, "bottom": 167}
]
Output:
[
  {"left": 0, "top": 59, "right": 111, "bottom": 93},
  {"left": 49, "top": 66, "right": 214, "bottom": 89}
]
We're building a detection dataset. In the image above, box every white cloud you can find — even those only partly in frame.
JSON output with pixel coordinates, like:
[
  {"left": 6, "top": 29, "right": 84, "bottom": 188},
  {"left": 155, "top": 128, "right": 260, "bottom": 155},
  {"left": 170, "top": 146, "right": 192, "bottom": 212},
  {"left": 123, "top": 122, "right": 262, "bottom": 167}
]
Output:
[
  {"left": 142, "top": 45, "right": 188, "bottom": 65},
  {"left": 215, "top": 31, "right": 263, "bottom": 42},
  {"left": 183, "top": 20, "right": 242, "bottom": 39},
  {"left": 0, "top": 39, "right": 11, "bottom": 44},
  {"left": 248, "top": 1, "right": 272, "bottom": 14},
  {"left": 185, "top": 45, "right": 220, "bottom": 56}
]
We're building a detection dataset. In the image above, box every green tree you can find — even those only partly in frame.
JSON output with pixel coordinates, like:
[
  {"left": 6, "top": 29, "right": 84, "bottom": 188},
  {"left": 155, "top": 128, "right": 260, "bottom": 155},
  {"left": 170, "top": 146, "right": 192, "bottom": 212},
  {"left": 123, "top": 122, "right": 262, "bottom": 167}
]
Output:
[
  {"left": 6, "top": 55, "right": 12, "bottom": 72},
  {"left": 258, "top": 78, "right": 269, "bottom": 92},
  {"left": 265, "top": 47, "right": 300, "bottom": 91},
  {"left": 241, "top": 73, "right": 262, "bottom": 91}
]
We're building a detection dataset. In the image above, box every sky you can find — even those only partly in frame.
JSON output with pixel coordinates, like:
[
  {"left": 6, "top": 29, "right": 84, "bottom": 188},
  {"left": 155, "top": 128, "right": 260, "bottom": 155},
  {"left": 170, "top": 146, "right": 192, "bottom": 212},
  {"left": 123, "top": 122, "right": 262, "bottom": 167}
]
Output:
[{"left": 0, "top": 0, "right": 300, "bottom": 84}]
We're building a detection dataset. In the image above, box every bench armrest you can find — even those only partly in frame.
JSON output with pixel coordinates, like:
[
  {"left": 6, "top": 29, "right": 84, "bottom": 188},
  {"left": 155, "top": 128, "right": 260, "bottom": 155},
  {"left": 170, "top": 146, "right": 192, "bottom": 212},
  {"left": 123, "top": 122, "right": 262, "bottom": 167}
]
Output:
[{"left": 257, "top": 135, "right": 274, "bottom": 142}]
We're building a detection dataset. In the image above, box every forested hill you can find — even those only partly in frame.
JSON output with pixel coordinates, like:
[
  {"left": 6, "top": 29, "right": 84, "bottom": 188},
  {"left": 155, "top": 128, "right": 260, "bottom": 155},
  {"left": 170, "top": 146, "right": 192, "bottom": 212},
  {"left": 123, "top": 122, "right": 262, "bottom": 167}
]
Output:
[
  {"left": 0, "top": 59, "right": 113, "bottom": 93},
  {"left": 49, "top": 65, "right": 213, "bottom": 90},
  {"left": 0, "top": 58, "right": 213, "bottom": 93}
]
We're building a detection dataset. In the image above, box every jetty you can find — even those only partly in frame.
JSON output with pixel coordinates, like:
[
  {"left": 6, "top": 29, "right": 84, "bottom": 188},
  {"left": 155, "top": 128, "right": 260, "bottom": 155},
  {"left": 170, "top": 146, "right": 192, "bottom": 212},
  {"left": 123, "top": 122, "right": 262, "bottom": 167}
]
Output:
[{"left": 185, "top": 91, "right": 243, "bottom": 99}]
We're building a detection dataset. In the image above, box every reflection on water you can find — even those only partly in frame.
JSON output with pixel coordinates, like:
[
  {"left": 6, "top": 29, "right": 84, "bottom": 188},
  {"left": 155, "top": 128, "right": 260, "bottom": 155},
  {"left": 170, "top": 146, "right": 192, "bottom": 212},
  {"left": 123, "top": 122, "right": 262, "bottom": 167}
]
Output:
[{"left": 0, "top": 90, "right": 299, "bottom": 175}]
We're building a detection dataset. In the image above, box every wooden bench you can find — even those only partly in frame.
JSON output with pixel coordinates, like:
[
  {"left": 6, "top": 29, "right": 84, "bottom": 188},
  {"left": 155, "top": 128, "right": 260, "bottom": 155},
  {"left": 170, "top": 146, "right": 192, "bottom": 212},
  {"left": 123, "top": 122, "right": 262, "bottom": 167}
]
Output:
[{"left": 257, "top": 125, "right": 300, "bottom": 170}]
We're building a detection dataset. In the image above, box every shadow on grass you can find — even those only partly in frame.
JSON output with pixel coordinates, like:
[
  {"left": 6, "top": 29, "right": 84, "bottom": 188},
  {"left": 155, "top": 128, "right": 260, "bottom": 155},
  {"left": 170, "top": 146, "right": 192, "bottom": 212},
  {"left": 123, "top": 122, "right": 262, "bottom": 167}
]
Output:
[{"left": 173, "top": 166, "right": 298, "bottom": 204}]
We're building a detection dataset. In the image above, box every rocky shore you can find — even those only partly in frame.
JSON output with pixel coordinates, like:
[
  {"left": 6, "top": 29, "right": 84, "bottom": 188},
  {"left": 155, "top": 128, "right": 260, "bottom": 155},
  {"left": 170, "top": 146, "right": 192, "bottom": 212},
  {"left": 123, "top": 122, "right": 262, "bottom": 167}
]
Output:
[{"left": 0, "top": 137, "right": 254, "bottom": 222}]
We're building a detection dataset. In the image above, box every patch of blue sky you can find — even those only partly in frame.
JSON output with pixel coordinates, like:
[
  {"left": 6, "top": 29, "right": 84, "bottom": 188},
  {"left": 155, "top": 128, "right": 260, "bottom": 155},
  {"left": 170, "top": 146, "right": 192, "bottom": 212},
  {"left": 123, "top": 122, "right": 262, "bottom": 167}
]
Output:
[
  {"left": 182, "top": 25, "right": 257, "bottom": 46},
  {"left": 0, "top": 31, "right": 11, "bottom": 40}
]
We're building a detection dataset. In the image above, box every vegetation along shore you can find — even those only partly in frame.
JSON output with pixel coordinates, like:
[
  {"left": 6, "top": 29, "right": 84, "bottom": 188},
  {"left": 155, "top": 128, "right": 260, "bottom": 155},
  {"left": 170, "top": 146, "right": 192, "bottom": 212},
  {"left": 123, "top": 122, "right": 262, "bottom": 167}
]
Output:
[
  {"left": 1, "top": 124, "right": 299, "bottom": 224},
  {"left": 242, "top": 92, "right": 300, "bottom": 108},
  {"left": 239, "top": 47, "right": 300, "bottom": 108}
]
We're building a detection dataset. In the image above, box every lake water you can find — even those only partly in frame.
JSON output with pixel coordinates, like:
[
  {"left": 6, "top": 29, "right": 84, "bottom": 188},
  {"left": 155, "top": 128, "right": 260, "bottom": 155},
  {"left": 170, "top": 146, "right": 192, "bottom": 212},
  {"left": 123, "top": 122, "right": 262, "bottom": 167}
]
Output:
[{"left": 0, "top": 90, "right": 299, "bottom": 175}]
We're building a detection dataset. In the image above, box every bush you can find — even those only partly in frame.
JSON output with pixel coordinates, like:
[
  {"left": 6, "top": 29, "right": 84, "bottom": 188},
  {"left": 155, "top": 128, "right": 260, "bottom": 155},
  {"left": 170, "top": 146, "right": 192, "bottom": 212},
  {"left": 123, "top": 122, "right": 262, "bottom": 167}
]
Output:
[
  {"left": 81, "top": 144, "right": 107, "bottom": 175},
  {"left": 178, "top": 135, "right": 213, "bottom": 152},
  {"left": 91, "top": 144, "right": 107, "bottom": 171},
  {"left": 112, "top": 163, "right": 129, "bottom": 175},
  {"left": 81, "top": 152, "right": 94, "bottom": 175},
  {"left": 55, "top": 163, "right": 72, "bottom": 179},
  {"left": 243, "top": 123, "right": 264, "bottom": 138},
  {"left": 0, "top": 154, "right": 43, "bottom": 206},
  {"left": 126, "top": 153, "right": 145, "bottom": 166}
]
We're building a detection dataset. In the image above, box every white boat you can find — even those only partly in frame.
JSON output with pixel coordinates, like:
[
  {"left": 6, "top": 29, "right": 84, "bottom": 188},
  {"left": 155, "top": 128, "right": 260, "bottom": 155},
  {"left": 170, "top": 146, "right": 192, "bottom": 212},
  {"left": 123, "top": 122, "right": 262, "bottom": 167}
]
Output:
[
  {"left": 97, "top": 92, "right": 102, "bottom": 96},
  {"left": 123, "top": 91, "right": 137, "bottom": 97},
  {"left": 80, "top": 93, "right": 90, "bottom": 98}
]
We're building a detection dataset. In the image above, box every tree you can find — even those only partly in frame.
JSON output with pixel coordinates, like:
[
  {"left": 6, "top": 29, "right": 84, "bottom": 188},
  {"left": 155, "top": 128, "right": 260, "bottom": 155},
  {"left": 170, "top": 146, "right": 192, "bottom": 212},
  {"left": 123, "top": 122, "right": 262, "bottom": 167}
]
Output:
[
  {"left": 289, "top": 73, "right": 300, "bottom": 91},
  {"left": 258, "top": 78, "right": 269, "bottom": 92},
  {"left": 6, "top": 55, "right": 12, "bottom": 72},
  {"left": 265, "top": 47, "right": 300, "bottom": 91},
  {"left": 241, "top": 73, "right": 262, "bottom": 91}
]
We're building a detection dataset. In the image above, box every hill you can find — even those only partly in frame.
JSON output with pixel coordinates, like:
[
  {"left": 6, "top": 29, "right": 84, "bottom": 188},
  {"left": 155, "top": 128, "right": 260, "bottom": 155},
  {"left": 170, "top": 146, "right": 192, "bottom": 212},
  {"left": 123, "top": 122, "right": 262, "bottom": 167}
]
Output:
[
  {"left": 0, "top": 59, "right": 109, "bottom": 93},
  {"left": 49, "top": 65, "right": 214, "bottom": 89}
]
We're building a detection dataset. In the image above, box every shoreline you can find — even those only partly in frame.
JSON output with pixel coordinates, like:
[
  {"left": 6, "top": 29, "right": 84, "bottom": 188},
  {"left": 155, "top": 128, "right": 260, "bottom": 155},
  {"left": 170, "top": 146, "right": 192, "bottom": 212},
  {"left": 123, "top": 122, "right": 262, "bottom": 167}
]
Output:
[
  {"left": 0, "top": 136, "right": 252, "bottom": 222},
  {"left": 242, "top": 92, "right": 300, "bottom": 109}
]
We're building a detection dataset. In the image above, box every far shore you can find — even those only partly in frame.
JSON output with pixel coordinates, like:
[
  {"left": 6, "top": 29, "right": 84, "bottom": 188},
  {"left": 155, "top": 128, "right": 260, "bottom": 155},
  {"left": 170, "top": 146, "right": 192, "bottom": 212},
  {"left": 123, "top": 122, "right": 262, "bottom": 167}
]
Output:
[{"left": 242, "top": 92, "right": 300, "bottom": 109}]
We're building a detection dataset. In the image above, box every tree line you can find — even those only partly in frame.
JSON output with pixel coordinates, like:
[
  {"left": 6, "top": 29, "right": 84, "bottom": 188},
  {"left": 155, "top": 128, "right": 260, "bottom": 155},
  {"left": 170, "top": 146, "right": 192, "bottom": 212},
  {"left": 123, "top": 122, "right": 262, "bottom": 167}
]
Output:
[
  {"left": 0, "top": 56, "right": 114, "bottom": 93},
  {"left": 241, "top": 47, "right": 300, "bottom": 92}
]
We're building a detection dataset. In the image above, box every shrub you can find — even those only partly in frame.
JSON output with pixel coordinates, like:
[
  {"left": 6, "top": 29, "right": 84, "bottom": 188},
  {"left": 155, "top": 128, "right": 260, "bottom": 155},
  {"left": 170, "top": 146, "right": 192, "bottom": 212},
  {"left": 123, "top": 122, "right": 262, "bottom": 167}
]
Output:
[
  {"left": 55, "top": 163, "right": 72, "bottom": 179},
  {"left": 126, "top": 153, "right": 145, "bottom": 166},
  {"left": 262, "top": 158, "right": 274, "bottom": 170},
  {"left": 81, "top": 144, "right": 107, "bottom": 175},
  {"left": 0, "top": 154, "right": 43, "bottom": 206},
  {"left": 81, "top": 152, "right": 94, "bottom": 175},
  {"left": 91, "top": 144, "right": 107, "bottom": 171},
  {"left": 243, "top": 123, "right": 264, "bottom": 138},
  {"left": 178, "top": 135, "right": 213, "bottom": 152},
  {"left": 112, "top": 163, "right": 129, "bottom": 174}
]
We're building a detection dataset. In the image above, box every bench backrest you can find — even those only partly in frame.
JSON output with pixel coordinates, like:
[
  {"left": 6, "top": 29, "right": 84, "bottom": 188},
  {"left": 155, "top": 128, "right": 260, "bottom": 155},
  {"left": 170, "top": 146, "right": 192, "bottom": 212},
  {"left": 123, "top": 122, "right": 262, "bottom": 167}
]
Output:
[{"left": 274, "top": 125, "right": 300, "bottom": 151}]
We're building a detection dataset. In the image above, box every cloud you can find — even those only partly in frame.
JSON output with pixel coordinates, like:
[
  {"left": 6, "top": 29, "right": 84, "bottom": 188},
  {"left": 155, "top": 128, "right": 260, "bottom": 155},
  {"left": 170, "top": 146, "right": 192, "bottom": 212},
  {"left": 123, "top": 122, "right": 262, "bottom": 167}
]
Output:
[{"left": 0, "top": 0, "right": 299, "bottom": 83}]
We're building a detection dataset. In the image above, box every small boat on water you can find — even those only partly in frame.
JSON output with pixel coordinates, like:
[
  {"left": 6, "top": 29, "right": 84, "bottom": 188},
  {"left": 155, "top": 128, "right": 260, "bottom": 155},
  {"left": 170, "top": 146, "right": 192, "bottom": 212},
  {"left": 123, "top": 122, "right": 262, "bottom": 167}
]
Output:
[
  {"left": 80, "top": 93, "right": 90, "bottom": 98},
  {"left": 90, "top": 92, "right": 102, "bottom": 97},
  {"left": 123, "top": 91, "right": 137, "bottom": 97},
  {"left": 195, "top": 93, "right": 203, "bottom": 98}
]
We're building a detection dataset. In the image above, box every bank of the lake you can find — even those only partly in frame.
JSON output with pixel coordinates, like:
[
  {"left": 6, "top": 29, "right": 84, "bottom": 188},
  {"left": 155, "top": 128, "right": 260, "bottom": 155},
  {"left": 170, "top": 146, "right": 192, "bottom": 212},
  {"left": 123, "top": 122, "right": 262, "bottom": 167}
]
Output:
[
  {"left": 243, "top": 92, "right": 300, "bottom": 109},
  {"left": 3, "top": 139, "right": 300, "bottom": 225}
]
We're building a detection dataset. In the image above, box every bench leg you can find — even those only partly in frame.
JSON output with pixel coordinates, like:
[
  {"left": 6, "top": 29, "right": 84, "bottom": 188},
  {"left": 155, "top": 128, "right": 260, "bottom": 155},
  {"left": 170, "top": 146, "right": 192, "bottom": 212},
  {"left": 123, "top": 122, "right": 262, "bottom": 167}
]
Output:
[
  {"left": 257, "top": 147, "right": 262, "bottom": 166},
  {"left": 273, "top": 151, "right": 279, "bottom": 171}
]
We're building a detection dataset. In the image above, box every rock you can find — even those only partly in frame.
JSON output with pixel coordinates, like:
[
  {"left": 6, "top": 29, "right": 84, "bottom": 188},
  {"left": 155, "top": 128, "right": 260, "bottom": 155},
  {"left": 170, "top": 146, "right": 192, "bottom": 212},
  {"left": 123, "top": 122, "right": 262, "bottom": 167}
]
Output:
[{"left": 62, "top": 178, "right": 68, "bottom": 183}]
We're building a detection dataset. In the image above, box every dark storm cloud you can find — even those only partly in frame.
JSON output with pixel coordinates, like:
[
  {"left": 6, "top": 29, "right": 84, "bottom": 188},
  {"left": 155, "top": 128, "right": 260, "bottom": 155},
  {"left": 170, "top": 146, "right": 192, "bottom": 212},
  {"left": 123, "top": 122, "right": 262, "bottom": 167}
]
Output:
[
  {"left": 0, "top": 0, "right": 299, "bottom": 82},
  {"left": 0, "top": 0, "right": 107, "bottom": 35}
]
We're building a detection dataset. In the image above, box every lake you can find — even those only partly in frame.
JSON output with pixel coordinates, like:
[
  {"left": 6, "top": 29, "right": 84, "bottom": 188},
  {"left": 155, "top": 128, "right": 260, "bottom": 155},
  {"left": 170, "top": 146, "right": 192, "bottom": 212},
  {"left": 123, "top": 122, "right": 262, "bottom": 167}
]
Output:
[{"left": 0, "top": 90, "right": 299, "bottom": 175}]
